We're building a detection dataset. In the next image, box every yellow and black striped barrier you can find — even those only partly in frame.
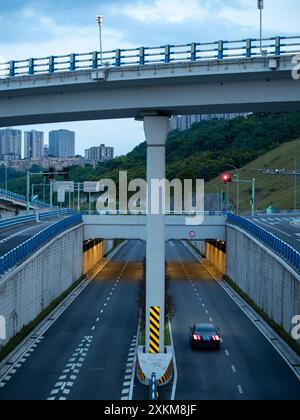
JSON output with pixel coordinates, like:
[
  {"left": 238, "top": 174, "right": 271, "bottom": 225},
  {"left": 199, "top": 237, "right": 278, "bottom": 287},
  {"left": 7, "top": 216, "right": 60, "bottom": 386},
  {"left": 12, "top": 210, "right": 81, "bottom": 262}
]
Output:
[
  {"left": 159, "top": 361, "right": 173, "bottom": 385},
  {"left": 149, "top": 306, "right": 160, "bottom": 353}
]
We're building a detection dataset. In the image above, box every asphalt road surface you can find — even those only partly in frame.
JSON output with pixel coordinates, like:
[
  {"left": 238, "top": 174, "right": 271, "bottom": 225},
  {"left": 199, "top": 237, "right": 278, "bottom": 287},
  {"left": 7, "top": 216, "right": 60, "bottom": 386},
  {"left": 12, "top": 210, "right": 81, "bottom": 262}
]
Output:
[
  {"left": 247, "top": 213, "right": 300, "bottom": 252},
  {"left": 1, "top": 238, "right": 299, "bottom": 400},
  {"left": 0, "top": 219, "right": 67, "bottom": 257},
  {"left": 166, "top": 240, "right": 300, "bottom": 400},
  {"left": 0, "top": 240, "right": 145, "bottom": 400}
]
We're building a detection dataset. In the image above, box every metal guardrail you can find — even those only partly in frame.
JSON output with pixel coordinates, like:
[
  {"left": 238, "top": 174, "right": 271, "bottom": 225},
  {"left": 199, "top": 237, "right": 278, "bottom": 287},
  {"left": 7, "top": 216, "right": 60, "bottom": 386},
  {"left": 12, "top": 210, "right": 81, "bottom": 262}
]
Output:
[
  {"left": 0, "top": 214, "right": 82, "bottom": 276},
  {"left": 0, "top": 188, "right": 49, "bottom": 208},
  {"left": 81, "top": 210, "right": 226, "bottom": 216},
  {"left": 0, "top": 214, "right": 37, "bottom": 229},
  {"left": 0, "top": 209, "right": 76, "bottom": 230},
  {"left": 227, "top": 213, "right": 300, "bottom": 273},
  {"left": 0, "top": 35, "right": 299, "bottom": 79},
  {"left": 38, "top": 208, "right": 77, "bottom": 220}
]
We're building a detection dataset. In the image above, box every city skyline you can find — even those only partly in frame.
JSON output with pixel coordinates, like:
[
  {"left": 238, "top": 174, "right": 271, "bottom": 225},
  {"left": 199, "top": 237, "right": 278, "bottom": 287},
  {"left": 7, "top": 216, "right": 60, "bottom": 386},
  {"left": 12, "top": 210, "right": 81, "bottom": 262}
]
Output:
[{"left": 1, "top": 1, "right": 299, "bottom": 156}]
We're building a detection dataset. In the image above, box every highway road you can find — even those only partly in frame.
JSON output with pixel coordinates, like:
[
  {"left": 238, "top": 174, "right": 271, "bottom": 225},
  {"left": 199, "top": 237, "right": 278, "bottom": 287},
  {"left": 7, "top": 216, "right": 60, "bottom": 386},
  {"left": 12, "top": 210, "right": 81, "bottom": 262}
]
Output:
[
  {"left": 0, "top": 240, "right": 145, "bottom": 400},
  {"left": 1, "top": 238, "right": 299, "bottom": 400},
  {"left": 247, "top": 213, "right": 300, "bottom": 253},
  {"left": 0, "top": 218, "right": 67, "bottom": 257},
  {"left": 166, "top": 240, "right": 300, "bottom": 400}
]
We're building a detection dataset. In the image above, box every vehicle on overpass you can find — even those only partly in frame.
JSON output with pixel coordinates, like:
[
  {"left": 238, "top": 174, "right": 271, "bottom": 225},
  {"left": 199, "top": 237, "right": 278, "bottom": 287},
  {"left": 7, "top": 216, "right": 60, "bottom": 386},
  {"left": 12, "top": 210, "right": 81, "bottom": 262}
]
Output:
[{"left": 189, "top": 323, "right": 221, "bottom": 350}]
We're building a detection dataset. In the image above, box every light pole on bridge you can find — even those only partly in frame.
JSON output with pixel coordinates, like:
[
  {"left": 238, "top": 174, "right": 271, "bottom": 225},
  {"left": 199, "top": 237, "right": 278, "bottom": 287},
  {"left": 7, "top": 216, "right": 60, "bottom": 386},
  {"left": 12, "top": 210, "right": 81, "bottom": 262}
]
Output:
[
  {"left": 257, "top": 0, "right": 265, "bottom": 55},
  {"left": 96, "top": 15, "right": 103, "bottom": 66}
]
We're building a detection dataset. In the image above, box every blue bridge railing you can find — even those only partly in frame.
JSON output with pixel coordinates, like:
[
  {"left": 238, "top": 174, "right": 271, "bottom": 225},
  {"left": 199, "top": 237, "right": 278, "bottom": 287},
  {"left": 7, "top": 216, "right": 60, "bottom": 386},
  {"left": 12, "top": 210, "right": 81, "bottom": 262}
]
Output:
[
  {"left": 228, "top": 213, "right": 300, "bottom": 273},
  {"left": 1, "top": 35, "right": 300, "bottom": 79},
  {"left": 0, "top": 214, "right": 82, "bottom": 276},
  {"left": 0, "top": 188, "right": 49, "bottom": 208}
]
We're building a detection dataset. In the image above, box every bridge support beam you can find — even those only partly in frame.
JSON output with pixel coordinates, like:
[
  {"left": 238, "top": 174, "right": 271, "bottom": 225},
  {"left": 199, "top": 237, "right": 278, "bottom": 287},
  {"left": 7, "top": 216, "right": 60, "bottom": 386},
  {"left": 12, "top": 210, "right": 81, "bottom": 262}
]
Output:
[{"left": 144, "top": 116, "right": 169, "bottom": 354}]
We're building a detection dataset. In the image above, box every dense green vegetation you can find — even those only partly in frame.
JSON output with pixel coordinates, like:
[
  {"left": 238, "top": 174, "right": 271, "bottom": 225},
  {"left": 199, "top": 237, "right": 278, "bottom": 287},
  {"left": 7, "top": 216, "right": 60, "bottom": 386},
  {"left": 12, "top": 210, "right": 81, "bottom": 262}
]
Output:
[{"left": 3, "top": 112, "right": 300, "bottom": 201}]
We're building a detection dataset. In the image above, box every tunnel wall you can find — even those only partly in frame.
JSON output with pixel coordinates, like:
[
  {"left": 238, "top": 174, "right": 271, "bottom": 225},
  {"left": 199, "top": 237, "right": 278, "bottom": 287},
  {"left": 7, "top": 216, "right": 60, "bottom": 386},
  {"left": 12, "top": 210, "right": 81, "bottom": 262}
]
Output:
[
  {"left": 192, "top": 240, "right": 226, "bottom": 275},
  {"left": 0, "top": 225, "right": 83, "bottom": 350},
  {"left": 83, "top": 240, "right": 114, "bottom": 274},
  {"left": 226, "top": 224, "right": 300, "bottom": 335}
]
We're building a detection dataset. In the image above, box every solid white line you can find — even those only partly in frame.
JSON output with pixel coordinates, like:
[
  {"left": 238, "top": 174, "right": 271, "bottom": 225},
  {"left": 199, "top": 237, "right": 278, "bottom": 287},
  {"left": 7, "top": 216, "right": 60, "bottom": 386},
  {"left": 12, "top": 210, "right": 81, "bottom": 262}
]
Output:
[{"left": 169, "top": 320, "right": 178, "bottom": 401}]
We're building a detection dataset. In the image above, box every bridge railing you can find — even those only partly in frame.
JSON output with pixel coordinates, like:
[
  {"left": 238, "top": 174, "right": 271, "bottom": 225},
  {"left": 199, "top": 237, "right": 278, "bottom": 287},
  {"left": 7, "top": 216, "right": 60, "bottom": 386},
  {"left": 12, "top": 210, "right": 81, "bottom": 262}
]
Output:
[
  {"left": 0, "top": 188, "right": 49, "bottom": 208},
  {"left": 0, "top": 214, "right": 37, "bottom": 230},
  {"left": 1, "top": 35, "right": 300, "bottom": 79},
  {"left": 0, "top": 214, "right": 82, "bottom": 276},
  {"left": 81, "top": 210, "right": 226, "bottom": 216},
  {"left": 227, "top": 213, "right": 300, "bottom": 273},
  {"left": 0, "top": 208, "right": 76, "bottom": 230}
]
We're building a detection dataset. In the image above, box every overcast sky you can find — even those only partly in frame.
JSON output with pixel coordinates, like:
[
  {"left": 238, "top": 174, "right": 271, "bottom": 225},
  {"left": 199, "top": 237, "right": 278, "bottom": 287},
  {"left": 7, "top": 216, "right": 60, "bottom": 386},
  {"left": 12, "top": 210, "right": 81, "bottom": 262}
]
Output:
[{"left": 1, "top": 0, "right": 299, "bottom": 156}]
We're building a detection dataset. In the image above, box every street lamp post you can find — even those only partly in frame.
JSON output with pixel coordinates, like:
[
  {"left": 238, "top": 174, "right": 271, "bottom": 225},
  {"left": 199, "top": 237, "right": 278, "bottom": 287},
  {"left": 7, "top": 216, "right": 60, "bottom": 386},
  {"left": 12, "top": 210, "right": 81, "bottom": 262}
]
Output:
[
  {"left": 4, "top": 162, "right": 8, "bottom": 192},
  {"left": 257, "top": 0, "right": 264, "bottom": 54},
  {"left": 96, "top": 15, "right": 103, "bottom": 66},
  {"left": 26, "top": 171, "right": 30, "bottom": 215},
  {"left": 251, "top": 178, "right": 256, "bottom": 216}
]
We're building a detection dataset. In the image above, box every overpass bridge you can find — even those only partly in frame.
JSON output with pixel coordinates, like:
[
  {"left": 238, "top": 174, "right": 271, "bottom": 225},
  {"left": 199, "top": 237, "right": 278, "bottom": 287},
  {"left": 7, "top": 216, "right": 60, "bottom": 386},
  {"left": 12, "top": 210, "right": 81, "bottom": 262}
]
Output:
[
  {"left": 0, "top": 188, "right": 49, "bottom": 212},
  {"left": 0, "top": 35, "right": 300, "bottom": 126},
  {"left": 83, "top": 213, "right": 226, "bottom": 241}
]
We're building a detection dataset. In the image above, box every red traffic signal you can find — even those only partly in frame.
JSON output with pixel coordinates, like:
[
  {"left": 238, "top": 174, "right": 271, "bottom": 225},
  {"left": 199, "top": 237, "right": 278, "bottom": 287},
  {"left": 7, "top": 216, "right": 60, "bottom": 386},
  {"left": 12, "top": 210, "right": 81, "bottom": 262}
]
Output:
[{"left": 221, "top": 173, "right": 232, "bottom": 184}]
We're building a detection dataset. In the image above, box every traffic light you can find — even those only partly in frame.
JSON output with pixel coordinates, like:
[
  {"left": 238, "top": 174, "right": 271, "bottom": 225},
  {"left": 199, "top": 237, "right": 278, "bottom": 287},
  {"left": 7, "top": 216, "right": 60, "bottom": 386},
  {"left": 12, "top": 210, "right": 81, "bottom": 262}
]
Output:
[
  {"left": 43, "top": 167, "right": 55, "bottom": 182},
  {"left": 221, "top": 173, "right": 232, "bottom": 184},
  {"left": 49, "top": 167, "right": 55, "bottom": 180}
]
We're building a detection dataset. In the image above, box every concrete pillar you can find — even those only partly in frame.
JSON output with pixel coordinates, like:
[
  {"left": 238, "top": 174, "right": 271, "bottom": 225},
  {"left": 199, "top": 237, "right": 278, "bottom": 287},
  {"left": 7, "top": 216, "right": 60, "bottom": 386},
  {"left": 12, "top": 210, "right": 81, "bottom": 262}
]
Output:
[{"left": 144, "top": 116, "right": 169, "bottom": 354}]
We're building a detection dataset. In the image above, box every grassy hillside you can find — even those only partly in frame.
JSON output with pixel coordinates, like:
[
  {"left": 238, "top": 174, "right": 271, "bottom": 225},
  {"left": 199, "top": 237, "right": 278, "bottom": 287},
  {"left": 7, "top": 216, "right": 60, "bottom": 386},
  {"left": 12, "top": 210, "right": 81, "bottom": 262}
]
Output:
[{"left": 206, "top": 138, "right": 300, "bottom": 213}]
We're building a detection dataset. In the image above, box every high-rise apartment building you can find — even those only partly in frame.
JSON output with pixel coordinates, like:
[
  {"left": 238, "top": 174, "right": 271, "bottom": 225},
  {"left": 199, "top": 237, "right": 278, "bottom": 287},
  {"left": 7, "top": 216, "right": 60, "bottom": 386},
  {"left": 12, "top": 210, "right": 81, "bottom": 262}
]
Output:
[
  {"left": 0, "top": 128, "right": 22, "bottom": 160},
  {"left": 49, "top": 129, "right": 75, "bottom": 158},
  {"left": 84, "top": 144, "right": 114, "bottom": 162},
  {"left": 24, "top": 130, "right": 44, "bottom": 159},
  {"left": 169, "top": 113, "right": 251, "bottom": 131}
]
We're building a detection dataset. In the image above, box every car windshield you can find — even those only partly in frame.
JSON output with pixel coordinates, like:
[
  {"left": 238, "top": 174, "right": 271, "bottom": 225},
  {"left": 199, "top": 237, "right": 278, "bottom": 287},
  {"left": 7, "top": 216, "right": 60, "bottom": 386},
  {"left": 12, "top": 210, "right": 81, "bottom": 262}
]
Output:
[{"left": 195, "top": 325, "right": 215, "bottom": 334}]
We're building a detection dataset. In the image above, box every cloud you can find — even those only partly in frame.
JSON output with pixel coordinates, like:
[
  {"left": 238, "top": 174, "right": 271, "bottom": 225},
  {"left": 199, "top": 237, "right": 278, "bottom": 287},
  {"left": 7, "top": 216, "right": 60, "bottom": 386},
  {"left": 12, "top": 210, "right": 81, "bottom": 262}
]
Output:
[
  {"left": 0, "top": 7, "right": 136, "bottom": 62},
  {"left": 113, "top": 0, "right": 208, "bottom": 23}
]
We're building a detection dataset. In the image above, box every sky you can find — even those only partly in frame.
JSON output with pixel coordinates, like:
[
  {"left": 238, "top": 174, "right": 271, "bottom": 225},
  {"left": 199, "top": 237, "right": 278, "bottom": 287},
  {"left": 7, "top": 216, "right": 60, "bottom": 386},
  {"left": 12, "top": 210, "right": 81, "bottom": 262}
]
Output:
[{"left": 0, "top": 0, "right": 300, "bottom": 156}]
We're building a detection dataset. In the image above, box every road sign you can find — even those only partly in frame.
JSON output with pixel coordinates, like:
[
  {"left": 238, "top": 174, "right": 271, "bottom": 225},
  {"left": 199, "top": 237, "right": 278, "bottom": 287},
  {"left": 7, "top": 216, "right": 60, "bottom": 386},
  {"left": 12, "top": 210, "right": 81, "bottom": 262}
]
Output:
[
  {"left": 53, "top": 181, "right": 74, "bottom": 193},
  {"left": 189, "top": 231, "right": 196, "bottom": 238},
  {"left": 57, "top": 190, "right": 65, "bottom": 203},
  {"left": 83, "top": 181, "right": 100, "bottom": 193}
]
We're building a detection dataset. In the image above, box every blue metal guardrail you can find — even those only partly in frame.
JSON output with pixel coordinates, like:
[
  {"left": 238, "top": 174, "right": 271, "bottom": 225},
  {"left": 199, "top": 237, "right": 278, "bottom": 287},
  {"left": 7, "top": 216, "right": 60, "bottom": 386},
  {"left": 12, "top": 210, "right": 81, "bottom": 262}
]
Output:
[
  {"left": 0, "top": 213, "right": 82, "bottom": 276},
  {"left": 0, "top": 35, "right": 299, "bottom": 79},
  {"left": 0, "top": 188, "right": 49, "bottom": 208},
  {"left": 227, "top": 213, "right": 300, "bottom": 273},
  {"left": 0, "top": 208, "right": 76, "bottom": 230}
]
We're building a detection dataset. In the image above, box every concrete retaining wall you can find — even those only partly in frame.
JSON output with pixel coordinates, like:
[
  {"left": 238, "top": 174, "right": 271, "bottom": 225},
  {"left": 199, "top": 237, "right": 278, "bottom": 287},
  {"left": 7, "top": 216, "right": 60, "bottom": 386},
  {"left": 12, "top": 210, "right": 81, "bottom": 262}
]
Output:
[
  {"left": 226, "top": 225, "right": 300, "bottom": 335},
  {"left": 0, "top": 224, "right": 83, "bottom": 349}
]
